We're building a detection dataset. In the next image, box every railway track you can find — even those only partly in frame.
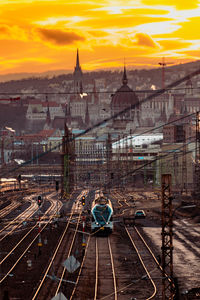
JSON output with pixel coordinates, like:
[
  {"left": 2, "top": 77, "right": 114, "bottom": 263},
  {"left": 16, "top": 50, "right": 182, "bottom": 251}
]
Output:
[
  {"left": 0, "top": 193, "right": 63, "bottom": 284},
  {"left": 1, "top": 188, "right": 181, "bottom": 299},
  {"left": 31, "top": 191, "right": 87, "bottom": 299},
  {"left": 31, "top": 212, "right": 82, "bottom": 299},
  {"left": 0, "top": 195, "right": 37, "bottom": 240},
  {"left": 70, "top": 234, "right": 117, "bottom": 300},
  {"left": 125, "top": 225, "right": 161, "bottom": 299},
  {"left": 95, "top": 236, "right": 117, "bottom": 300}
]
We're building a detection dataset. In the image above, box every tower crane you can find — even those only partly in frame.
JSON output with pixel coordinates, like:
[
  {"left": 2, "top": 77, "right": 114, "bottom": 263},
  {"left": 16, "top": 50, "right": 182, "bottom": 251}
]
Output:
[{"left": 158, "top": 57, "right": 174, "bottom": 89}]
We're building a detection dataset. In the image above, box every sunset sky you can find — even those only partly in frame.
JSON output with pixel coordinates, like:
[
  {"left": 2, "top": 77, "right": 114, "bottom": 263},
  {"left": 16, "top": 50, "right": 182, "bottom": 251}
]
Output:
[{"left": 0, "top": 0, "right": 200, "bottom": 75}]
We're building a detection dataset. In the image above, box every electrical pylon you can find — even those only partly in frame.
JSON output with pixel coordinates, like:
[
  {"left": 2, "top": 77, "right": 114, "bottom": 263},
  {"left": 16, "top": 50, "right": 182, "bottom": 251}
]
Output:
[
  {"left": 61, "top": 123, "right": 74, "bottom": 199},
  {"left": 194, "top": 112, "right": 200, "bottom": 199},
  {"left": 161, "top": 174, "right": 175, "bottom": 299}
]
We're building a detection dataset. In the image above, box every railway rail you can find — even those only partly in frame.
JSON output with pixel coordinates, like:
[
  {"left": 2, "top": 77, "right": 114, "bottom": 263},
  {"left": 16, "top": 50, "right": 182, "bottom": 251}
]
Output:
[{"left": 0, "top": 193, "right": 63, "bottom": 284}]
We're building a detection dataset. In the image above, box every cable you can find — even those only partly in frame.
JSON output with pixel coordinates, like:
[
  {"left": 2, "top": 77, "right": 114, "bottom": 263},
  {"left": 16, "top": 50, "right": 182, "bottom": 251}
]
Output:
[
  {"left": 1, "top": 84, "right": 200, "bottom": 96},
  {"left": 1, "top": 67, "right": 200, "bottom": 178},
  {"left": 112, "top": 111, "right": 195, "bottom": 146},
  {"left": 105, "top": 135, "right": 197, "bottom": 188}
]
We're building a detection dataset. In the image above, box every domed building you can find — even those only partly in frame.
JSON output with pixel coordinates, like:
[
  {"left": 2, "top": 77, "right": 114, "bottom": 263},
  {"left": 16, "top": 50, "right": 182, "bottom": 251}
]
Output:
[{"left": 110, "top": 66, "right": 140, "bottom": 130}]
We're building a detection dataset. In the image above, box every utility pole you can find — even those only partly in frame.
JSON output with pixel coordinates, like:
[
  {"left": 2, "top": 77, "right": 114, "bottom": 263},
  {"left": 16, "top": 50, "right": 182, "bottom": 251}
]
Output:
[
  {"left": 61, "top": 123, "right": 74, "bottom": 199},
  {"left": 194, "top": 111, "right": 200, "bottom": 201},
  {"left": 1, "top": 135, "right": 5, "bottom": 166},
  {"left": 161, "top": 174, "right": 175, "bottom": 299},
  {"left": 106, "top": 133, "right": 112, "bottom": 191},
  {"left": 173, "top": 152, "right": 178, "bottom": 190},
  {"left": 182, "top": 129, "right": 187, "bottom": 194}
]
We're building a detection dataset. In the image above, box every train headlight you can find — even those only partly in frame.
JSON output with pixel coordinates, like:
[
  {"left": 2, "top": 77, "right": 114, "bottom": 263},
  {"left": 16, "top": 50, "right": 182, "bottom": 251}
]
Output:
[
  {"left": 96, "top": 222, "right": 99, "bottom": 225},
  {"left": 106, "top": 222, "right": 109, "bottom": 224}
]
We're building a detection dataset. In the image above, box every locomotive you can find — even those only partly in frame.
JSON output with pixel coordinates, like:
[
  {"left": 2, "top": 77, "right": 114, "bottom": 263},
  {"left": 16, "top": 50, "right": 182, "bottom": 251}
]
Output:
[{"left": 91, "top": 196, "right": 113, "bottom": 235}]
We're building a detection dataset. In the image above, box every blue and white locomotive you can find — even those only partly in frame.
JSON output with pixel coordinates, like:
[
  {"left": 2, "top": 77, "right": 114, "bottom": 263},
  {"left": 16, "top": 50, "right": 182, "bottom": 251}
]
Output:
[{"left": 91, "top": 196, "right": 113, "bottom": 234}]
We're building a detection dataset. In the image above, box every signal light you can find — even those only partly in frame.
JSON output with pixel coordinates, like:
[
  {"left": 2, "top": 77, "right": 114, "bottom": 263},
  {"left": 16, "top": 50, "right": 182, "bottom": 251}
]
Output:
[
  {"left": 38, "top": 195, "right": 42, "bottom": 206},
  {"left": 55, "top": 181, "right": 59, "bottom": 191},
  {"left": 82, "top": 196, "right": 85, "bottom": 206}
]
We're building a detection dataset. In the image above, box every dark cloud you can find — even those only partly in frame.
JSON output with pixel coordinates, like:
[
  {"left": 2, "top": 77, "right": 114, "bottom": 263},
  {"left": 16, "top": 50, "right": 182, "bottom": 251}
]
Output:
[
  {"left": 36, "top": 28, "right": 85, "bottom": 45},
  {"left": 134, "top": 33, "right": 158, "bottom": 48}
]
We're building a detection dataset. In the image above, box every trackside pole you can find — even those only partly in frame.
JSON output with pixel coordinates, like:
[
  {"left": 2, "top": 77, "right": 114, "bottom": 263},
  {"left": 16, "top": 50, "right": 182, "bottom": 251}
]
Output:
[
  {"left": 82, "top": 216, "right": 86, "bottom": 256},
  {"left": 37, "top": 208, "right": 42, "bottom": 255}
]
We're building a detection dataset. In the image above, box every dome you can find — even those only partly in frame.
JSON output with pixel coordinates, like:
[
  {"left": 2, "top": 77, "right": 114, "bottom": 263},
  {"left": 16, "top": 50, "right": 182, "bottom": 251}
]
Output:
[{"left": 111, "top": 66, "right": 138, "bottom": 109}]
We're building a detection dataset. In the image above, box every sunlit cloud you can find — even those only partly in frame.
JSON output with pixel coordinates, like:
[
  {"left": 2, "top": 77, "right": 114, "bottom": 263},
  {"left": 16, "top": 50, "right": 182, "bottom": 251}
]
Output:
[
  {"left": 34, "top": 16, "right": 88, "bottom": 26},
  {"left": 134, "top": 21, "right": 181, "bottom": 35},
  {"left": 133, "top": 33, "right": 159, "bottom": 48},
  {"left": 91, "top": 5, "right": 134, "bottom": 14},
  {"left": 141, "top": 0, "right": 199, "bottom": 10},
  {"left": 0, "top": 56, "right": 52, "bottom": 72},
  {"left": 88, "top": 30, "right": 109, "bottom": 37},
  {"left": 35, "top": 28, "right": 85, "bottom": 46},
  {"left": 0, "top": 0, "right": 199, "bottom": 74},
  {"left": 0, "top": 24, "right": 28, "bottom": 41}
]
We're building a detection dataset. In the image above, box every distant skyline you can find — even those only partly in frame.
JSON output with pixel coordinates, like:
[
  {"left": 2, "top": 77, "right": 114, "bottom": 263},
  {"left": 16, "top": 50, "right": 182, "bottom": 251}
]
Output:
[{"left": 0, "top": 0, "right": 200, "bottom": 75}]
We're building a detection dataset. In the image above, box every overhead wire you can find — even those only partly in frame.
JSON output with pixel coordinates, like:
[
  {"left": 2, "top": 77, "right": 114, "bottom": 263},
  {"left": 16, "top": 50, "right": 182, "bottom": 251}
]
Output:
[
  {"left": 1, "top": 67, "right": 200, "bottom": 179},
  {"left": 105, "top": 135, "right": 197, "bottom": 189}
]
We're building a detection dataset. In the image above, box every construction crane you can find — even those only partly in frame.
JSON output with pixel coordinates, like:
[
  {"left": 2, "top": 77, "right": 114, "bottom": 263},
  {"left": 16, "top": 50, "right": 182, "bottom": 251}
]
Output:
[{"left": 158, "top": 57, "right": 174, "bottom": 89}]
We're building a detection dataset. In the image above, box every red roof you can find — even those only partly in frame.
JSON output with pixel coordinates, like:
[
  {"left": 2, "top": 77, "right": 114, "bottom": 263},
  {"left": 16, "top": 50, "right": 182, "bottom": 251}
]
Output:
[
  {"left": 37, "top": 129, "right": 56, "bottom": 137},
  {"left": 17, "top": 129, "right": 57, "bottom": 142},
  {"left": 0, "top": 97, "right": 20, "bottom": 101}
]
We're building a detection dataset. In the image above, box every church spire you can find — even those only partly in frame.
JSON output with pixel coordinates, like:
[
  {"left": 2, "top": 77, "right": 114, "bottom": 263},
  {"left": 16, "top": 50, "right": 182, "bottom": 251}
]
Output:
[
  {"left": 73, "top": 49, "right": 83, "bottom": 93},
  {"left": 122, "top": 64, "right": 128, "bottom": 85},
  {"left": 76, "top": 49, "right": 80, "bottom": 68}
]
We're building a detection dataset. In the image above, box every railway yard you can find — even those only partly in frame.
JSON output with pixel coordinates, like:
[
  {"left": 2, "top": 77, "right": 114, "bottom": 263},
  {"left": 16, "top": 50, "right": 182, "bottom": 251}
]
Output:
[{"left": 0, "top": 186, "right": 200, "bottom": 300}]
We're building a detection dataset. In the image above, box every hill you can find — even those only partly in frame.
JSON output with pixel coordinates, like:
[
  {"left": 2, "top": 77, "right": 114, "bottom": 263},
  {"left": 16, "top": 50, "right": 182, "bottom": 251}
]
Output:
[{"left": 0, "top": 60, "right": 199, "bottom": 94}]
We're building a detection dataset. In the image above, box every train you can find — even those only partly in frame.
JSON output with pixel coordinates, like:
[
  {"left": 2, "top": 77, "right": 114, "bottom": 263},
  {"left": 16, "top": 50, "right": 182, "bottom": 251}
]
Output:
[{"left": 91, "top": 196, "right": 113, "bottom": 235}]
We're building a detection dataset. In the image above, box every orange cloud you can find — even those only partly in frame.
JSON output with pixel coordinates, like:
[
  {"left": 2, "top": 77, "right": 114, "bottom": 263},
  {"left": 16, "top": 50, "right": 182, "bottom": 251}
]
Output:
[
  {"left": 176, "top": 49, "right": 200, "bottom": 59},
  {"left": 36, "top": 28, "right": 85, "bottom": 45},
  {"left": 158, "top": 39, "right": 192, "bottom": 50},
  {"left": 134, "top": 33, "right": 158, "bottom": 48},
  {"left": 0, "top": 24, "right": 9, "bottom": 34},
  {"left": 0, "top": 1, "right": 198, "bottom": 74},
  {"left": 0, "top": 24, "right": 28, "bottom": 41},
  {"left": 88, "top": 30, "right": 109, "bottom": 37},
  {"left": 167, "top": 17, "right": 200, "bottom": 40}
]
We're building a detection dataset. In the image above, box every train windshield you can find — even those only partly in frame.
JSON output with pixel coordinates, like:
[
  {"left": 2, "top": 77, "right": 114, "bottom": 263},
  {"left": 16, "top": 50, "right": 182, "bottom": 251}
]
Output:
[{"left": 93, "top": 205, "right": 111, "bottom": 225}]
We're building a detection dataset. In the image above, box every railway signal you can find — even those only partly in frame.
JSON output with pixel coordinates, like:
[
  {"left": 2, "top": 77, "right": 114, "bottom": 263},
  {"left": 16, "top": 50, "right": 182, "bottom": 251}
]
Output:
[
  {"left": 55, "top": 180, "right": 59, "bottom": 191},
  {"left": 81, "top": 196, "right": 86, "bottom": 206},
  {"left": 38, "top": 195, "right": 42, "bottom": 206}
]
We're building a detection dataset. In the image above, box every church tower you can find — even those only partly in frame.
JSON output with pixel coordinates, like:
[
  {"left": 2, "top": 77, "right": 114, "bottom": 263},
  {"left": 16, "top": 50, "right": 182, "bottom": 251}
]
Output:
[{"left": 73, "top": 49, "right": 83, "bottom": 94}]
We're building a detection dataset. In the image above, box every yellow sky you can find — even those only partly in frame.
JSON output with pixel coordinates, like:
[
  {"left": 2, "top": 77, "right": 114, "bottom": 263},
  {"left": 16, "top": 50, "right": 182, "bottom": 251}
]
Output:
[{"left": 0, "top": 0, "right": 200, "bottom": 75}]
